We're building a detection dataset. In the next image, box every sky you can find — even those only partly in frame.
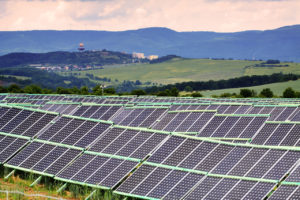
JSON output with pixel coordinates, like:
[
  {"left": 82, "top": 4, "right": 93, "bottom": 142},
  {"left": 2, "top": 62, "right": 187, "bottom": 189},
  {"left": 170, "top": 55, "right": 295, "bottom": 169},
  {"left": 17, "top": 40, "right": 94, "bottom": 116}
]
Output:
[{"left": 0, "top": 0, "right": 299, "bottom": 32}]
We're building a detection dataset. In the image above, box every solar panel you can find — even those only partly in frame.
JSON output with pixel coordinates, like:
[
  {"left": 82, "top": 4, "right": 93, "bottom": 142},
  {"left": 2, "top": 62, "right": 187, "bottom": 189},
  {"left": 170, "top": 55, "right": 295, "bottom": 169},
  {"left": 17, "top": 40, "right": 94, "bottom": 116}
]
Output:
[
  {"left": 163, "top": 172, "right": 204, "bottom": 200},
  {"left": 0, "top": 138, "right": 28, "bottom": 163},
  {"left": 224, "top": 181, "right": 256, "bottom": 199},
  {"left": 2, "top": 95, "right": 300, "bottom": 200},
  {"left": 268, "top": 185, "right": 298, "bottom": 200},
  {"left": 242, "top": 182, "right": 276, "bottom": 199},
  {"left": 147, "top": 170, "right": 187, "bottom": 199}
]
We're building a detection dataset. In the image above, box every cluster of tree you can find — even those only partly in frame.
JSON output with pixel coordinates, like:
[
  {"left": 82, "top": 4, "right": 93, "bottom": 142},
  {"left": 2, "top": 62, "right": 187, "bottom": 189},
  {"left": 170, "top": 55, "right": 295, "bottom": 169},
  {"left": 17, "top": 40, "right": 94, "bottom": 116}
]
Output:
[
  {"left": 0, "top": 84, "right": 117, "bottom": 96},
  {"left": 146, "top": 73, "right": 299, "bottom": 93},
  {"left": 149, "top": 55, "right": 180, "bottom": 64},
  {"left": 0, "top": 67, "right": 96, "bottom": 89},
  {"left": 262, "top": 59, "right": 281, "bottom": 64},
  {"left": 1, "top": 83, "right": 300, "bottom": 99},
  {"left": 0, "top": 50, "right": 147, "bottom": 68},
  {"left": 214, "top": 87, "right": 300, "bottom": 98},
  {"left": 85, "top": 73, "right": 112, "bottom": 82},
  {"left": 115, "top": 80, "right": 145, "bottom": 93}
]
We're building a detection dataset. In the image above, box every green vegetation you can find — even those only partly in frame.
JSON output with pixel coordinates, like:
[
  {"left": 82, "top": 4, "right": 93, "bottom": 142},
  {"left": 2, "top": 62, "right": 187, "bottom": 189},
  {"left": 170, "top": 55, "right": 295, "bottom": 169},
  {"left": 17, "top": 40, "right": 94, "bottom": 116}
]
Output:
[
  {"left": 199, "top": 79, "right": 300, "bottom": 97},
  {"left": 0, "top": 67, "right": 96, "bottom": 89},
  {"left": 1, "top": 75, "right": 31, "bottom": 80},
  {"left": 146, "top": 73, "right": 299, "bottom": 93},
  {"left": 61, "top": 58, "right": 299, "bottom": 85},
  {"left": 0, "top": 168, "right": 127, "bottom": 200},
  {"left": 0, "top": 50, "right": 142, "bottom": 68}
]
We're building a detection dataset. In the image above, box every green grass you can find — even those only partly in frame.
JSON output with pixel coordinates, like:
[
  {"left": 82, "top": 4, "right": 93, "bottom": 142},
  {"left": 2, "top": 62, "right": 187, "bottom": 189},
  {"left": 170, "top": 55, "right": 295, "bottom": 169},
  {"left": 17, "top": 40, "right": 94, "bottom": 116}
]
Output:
[
  {"left": 1, "top": 75, "right": 31, "bottom": 80},
  {"left": 60, "top": 58, "right": 299, "bottom": 85},
  {"left": 0, "top": 172, "right": 124, "bottom": 200},
  {"left": 197, "top": 79, "right": 300, "bottom": 97}
]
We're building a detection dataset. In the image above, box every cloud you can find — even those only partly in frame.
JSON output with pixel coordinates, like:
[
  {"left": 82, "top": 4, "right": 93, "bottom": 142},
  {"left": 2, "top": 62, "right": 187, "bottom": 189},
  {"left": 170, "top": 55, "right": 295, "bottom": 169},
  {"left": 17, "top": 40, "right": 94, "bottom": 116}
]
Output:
[{"left": 0, "top": 0, "right": 299, "bottom": 32}]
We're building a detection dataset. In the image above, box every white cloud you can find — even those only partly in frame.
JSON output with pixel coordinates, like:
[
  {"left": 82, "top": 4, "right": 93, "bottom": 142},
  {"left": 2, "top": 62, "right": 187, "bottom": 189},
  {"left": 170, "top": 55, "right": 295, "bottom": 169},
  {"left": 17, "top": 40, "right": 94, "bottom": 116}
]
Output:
[{"left": 0, "top": 0, "right": 299, "bottom": 31}]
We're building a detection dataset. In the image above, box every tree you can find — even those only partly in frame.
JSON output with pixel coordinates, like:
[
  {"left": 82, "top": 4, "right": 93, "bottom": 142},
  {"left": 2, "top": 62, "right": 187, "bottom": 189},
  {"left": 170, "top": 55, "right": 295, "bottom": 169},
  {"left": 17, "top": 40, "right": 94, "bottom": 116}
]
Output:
[
  {"left": 7, "top": 84, "right": 23, "bottom": 93},
  {"left": 191, "top": 92, "right": 203, "bottom": 97},
  {"left": 92, "top": 85, "right": 103, "bottom": 95},
  {"left": 0, "top": 86, "right": 8, "bottom": 93},
  {"left": 135, "top": 80, "right": 142, "bottom": 85},
  {"left": 56, "top": 87, "right": 71, "bottom": 94},
  {"left": 260, "top": 88, "right": 273, "bottom": 98},
  {"left": 240, "top": 89, "right": 254, "bottom": 97},
  {"left": 157, "top": 89, "right": 170, "bottom": 96},
  {"left": 80, "top": 86, "right": 89, "bottom": 95},
  {"left": 104, "top": 87, "right": 116, "bottom": 95},
  {"left": 265, "top": 59, "right": 280, "bottom": 64},
  {"left": 184, "top": 86, "right": 193, "bottom": 92},
  {"left": 131, "top": 89, "right": 146, "bottom": 96},
  {"left": 220, "top": 93, "right": 232, "bottom": 98},
  {"left": 170, "top": 87, "right": 179, "bottom": 97},
  {"left": 42, "top": 88, "right": 53, "bottom": 94},
  {"left": 283, "top": 87, "right": 296, "bottom": 98},
  {"left": 70, "top": 86, "right": 81, "bottom": 94},
  {"left": 24, "top": 84, "right": 42, "bottom": 94}
]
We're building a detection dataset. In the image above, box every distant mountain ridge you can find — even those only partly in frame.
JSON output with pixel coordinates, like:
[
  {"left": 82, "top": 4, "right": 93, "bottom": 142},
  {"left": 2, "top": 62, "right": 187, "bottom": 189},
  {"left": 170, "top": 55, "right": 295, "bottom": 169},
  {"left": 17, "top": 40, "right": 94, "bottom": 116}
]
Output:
[{"left": 1, "top": 25, "right": 300, "bottom": 62}]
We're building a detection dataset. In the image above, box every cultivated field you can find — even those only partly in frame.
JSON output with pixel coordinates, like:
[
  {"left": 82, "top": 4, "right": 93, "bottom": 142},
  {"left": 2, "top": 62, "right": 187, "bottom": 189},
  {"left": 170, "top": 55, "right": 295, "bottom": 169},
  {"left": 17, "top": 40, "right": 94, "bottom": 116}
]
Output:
[{"left": 60, "top": 58, "right": 300, "bottom": 85}]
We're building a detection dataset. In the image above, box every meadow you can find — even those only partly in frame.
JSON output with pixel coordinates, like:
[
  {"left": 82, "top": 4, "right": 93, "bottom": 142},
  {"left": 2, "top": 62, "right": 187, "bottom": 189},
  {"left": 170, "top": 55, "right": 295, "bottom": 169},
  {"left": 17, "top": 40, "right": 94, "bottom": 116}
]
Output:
[
  {"left": 197, "top": 79, "right": 300, "bottom": 97},
  {"left": 60, "top": 58, "right": 300, "bottom": 85}
]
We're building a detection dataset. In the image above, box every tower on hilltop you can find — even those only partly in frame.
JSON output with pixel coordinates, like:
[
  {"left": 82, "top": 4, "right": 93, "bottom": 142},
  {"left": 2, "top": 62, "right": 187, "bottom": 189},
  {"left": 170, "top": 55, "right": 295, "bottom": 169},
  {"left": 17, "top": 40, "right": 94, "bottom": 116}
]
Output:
[{"left": 78, "top": 43, "right": 85, "bottom": 51}]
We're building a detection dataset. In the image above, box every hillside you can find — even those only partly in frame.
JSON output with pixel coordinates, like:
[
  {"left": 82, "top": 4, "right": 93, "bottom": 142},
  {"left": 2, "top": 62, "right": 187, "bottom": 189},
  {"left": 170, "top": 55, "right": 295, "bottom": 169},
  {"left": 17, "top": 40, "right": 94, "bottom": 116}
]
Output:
[
  {"left": 0, "top": 67, "right": 96, "bottom": 89},
  {"left": 1, "top": 25, "right": 300, "bottom": 61},
  {"left": 198, "top": 79, "right": 300, "bottom": 97},
  {"left": 0, "top": 50, "right": 138, "bottom": 68},
  {"left": 61, "top": 58, "right": 300, "bottom": 85}
]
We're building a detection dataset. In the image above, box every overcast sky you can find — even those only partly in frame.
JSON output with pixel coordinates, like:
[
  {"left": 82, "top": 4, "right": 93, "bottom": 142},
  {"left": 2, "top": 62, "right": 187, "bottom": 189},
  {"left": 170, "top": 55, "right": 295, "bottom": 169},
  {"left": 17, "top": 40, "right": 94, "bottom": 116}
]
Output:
[{"left": 0, "top": 0, "right": 299, "bottom": 32}]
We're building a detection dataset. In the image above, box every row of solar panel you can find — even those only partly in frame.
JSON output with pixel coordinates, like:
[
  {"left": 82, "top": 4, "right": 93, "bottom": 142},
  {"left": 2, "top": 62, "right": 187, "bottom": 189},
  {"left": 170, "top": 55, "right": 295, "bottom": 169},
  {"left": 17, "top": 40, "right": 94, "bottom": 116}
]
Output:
[
  {"left": 115, "top": 136, "right": 300, "bottom": 199},
  {"left": 4, "top": 127, "right": 298, "bottom": 200},
  {"left": 1, "top": 100, "right": 300, "bottom": 199},
  {"left": 4, "top": 93, "right": 300, "bottom": 106}
]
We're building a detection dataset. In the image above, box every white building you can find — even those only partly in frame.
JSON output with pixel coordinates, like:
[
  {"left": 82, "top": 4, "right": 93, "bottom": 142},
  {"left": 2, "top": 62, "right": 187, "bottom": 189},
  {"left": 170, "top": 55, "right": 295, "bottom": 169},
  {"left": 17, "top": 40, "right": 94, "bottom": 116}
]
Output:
[{"left": 132, "top": 52, "right": 145, "bottom": 59}]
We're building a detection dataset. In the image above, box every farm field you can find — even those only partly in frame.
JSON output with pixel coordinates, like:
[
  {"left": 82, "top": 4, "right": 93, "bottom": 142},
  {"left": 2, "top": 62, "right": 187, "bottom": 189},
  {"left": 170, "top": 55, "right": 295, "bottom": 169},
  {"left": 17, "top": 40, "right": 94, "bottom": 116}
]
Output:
[
  {"left": 60, "top": 58, "right": 300, "bottom": 85},
  {"left": 198, "top": 79, "right": 300, "bottom": 97}
]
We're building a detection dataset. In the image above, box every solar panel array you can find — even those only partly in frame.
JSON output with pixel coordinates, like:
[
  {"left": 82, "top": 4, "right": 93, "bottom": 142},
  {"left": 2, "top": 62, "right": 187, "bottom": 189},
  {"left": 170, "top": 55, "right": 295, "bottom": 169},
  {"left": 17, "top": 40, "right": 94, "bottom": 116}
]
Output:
[{"left": 0, "top": 93, "right": 300, "bottom": 199}]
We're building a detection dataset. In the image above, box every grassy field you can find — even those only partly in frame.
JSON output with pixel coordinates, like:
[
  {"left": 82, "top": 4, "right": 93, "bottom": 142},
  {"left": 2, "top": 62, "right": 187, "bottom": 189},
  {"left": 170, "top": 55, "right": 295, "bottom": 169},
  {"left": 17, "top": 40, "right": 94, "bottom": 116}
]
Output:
[
  {"left": 60, "top": 58, "right": 300, "bottom": 85},
  {"left": 195, "top": 79, "right": 300, "bottom": 97},
  {"left": 60, "top": 58, "right": 260, "bottom": 85},
  {"left": 0, "top": 176, "right": 75, "bottom": 200},
  {"left": 1, "top": 75, "right": 31, "bottom": 80}
]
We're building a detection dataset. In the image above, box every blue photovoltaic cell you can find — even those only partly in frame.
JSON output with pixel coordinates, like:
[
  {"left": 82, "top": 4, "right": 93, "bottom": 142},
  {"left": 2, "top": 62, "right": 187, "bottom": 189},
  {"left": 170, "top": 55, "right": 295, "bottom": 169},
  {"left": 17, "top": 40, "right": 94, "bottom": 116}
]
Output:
[{"left": 2, "top": 96, "right": 300, "bottom": 200}]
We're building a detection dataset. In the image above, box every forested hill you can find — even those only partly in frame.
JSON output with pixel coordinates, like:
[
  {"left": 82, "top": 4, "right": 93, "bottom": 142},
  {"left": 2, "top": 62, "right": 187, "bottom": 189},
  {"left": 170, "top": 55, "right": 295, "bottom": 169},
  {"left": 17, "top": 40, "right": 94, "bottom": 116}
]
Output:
[
  {"left": 0, "top": 50, "right": 138, "bottom": 68},
  {"left": 1, "top": 25, "right": 300, "bottom": 62}
]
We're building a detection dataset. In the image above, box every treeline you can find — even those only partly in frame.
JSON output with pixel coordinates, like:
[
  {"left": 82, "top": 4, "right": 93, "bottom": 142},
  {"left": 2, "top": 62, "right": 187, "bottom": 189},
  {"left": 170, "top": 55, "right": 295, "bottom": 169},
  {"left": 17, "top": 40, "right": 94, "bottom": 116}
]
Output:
[
  {"left": 210, "top": 87, "right": 300, "bottom": 98},
  {"left": 1, "top": 83, "right": 300, "bottom": 99},
  {"left": 0, "top": 50, "right": 138, "bottom": 68},
  {"left": 145, "top": 73, "right": 299, "bottom": 93},
  {"left": 0, "top": 67, "right": 96, "bottom": 89},
  {"left": 0, "top": 84, "right": 116, "bottom": 95}
]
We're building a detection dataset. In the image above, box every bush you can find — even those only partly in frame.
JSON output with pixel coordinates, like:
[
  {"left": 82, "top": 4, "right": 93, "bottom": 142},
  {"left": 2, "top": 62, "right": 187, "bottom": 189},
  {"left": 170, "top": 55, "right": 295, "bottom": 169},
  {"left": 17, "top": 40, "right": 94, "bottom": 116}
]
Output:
[
  {"left": 104, "top": 87, "right": 116, "bottom": 94},
  {"left": 191, "top": 92, "right": 203, "bottom": 97},
  {"left": 170, "top": 87, "right": 179, "bottom": 97},
  {"left": 240, "top": 89, "right": 255, "bottom": 97},
  {"left": 283, "top": 87, "right": 296, "bottom": 98},
  {"left": 131, "top": 89, "right": 146, "bottom": 96},
  {"left": 184, "top": 86, "right": 193, "bottom": 92},
  {"left": 260, "top": 88, "right": 274, "bottom": 98},
  {"left": 220, "top": 93, "right": 233, "bottom": 98}
]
